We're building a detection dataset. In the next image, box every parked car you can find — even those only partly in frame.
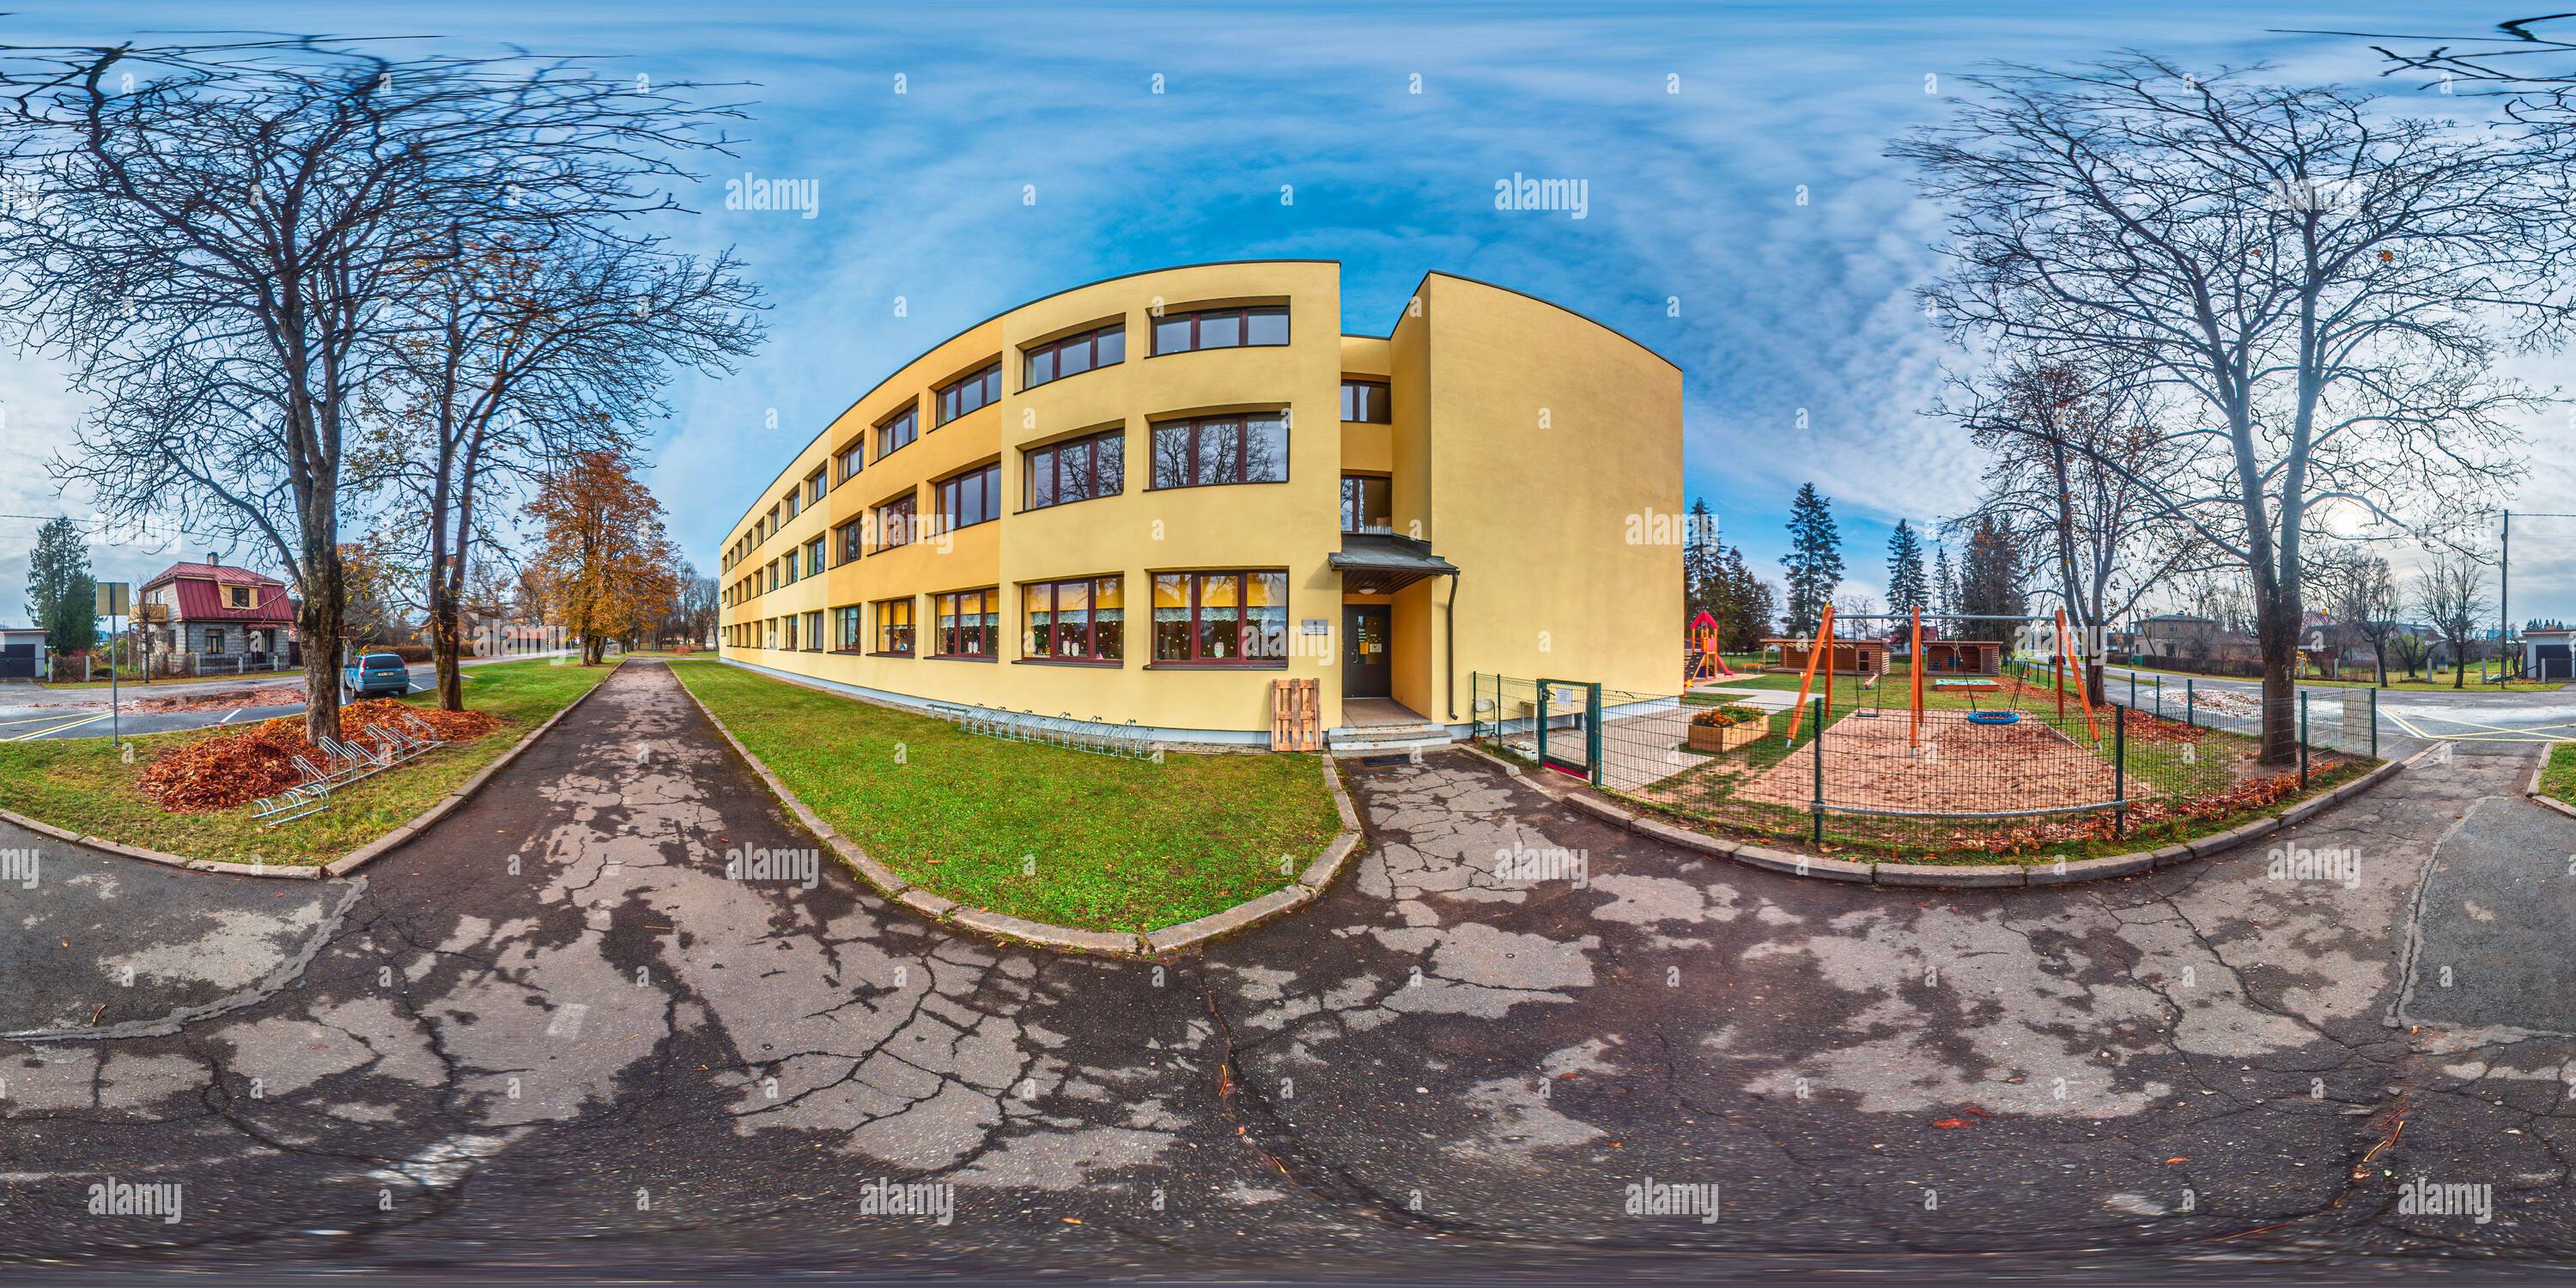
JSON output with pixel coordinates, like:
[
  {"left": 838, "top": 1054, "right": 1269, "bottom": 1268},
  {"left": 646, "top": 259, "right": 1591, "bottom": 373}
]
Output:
[{"left": 340, "top": 651, "right": 414, "bottom": 702}]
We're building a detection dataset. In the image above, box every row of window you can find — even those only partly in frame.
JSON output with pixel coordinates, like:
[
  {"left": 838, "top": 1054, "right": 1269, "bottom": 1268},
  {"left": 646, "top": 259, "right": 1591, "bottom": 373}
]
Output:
[
  {"left": 726, "top": 570, "right": 1290, "bottom": 666},
  {"left": 722, "top": 301, "right": 1353, "bottom": 574}
]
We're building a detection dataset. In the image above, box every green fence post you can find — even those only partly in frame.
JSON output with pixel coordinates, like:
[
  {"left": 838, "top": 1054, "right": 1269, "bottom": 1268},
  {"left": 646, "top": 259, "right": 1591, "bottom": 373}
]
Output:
[
  {"left": 2186, "top": 677, "right": 2195, "bottom": 729},
  {"left": 1810, "top": 695, "right": 1826, "bottom": 848},
  {"left": 2129, "top": 673, "right": 2136, "bottom": 708},
  {"left": 2369, "top": 686, "right": 2379, "bottom": 759},
  {"left": 2299, "top": 691, "right": 2310, "bottom": 790},
  {"left": 1587, "top": 682, "right": 1604, "bottom": 788},
  {"left": 1536, "top": 681, "right": 1550, "bottom": 768},
  {"left": 2113, "top": 702, "right": 2127, "bottom": 837}
]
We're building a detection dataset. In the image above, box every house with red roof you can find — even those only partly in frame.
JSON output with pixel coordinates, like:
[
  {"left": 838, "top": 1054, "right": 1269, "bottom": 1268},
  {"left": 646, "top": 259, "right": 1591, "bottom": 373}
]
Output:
[{"left": 136, "top": 559, "right": 300, "bottom": 672}]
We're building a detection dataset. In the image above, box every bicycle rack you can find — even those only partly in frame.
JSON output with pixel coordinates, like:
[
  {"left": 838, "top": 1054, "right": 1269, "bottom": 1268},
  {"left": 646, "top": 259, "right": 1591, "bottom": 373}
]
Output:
[
  {"left": 252, "top": 713, "right": 454, "bottom": 828},
  {"left": 928, "top": 701, "right": 1157, "bottom": 760}
]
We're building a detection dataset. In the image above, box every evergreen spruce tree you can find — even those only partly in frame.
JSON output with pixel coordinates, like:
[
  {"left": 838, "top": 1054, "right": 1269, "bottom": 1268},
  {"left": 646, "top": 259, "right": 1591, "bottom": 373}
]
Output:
[
  {"left": 1958, "top": 518, "right": 2025, "bottom": 642},
  {"left": 1886, "top": 520, "right": 1929, "bottom": 615},
  {"left": 1780, "top": 483, "right": 1843, "bottom": 636},
  {"left": 1681, "top": 497, "right": 1720, "bottom": 624},
  {"left": 1933, "top": 545, "right": 1959, "bottom": 617},
  {"left": 25, "top": 516, "right": 98, "bottom": 656}
]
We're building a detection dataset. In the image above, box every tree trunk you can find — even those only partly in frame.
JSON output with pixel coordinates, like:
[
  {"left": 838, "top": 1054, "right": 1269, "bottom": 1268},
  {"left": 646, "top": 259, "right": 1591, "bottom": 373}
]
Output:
[
  {"left": 2254, "top": 586, "right": 2299, "bottom": 766},
  {"left": 299, "top": 537, "right": 347, "bottom": 746}
]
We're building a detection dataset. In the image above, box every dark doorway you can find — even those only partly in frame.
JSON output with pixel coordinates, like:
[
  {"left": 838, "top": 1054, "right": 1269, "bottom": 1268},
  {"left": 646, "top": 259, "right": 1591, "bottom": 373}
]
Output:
[
  {"left": 2539, "top": 644, "right": 2571, "bottom": 681},
  {"left": 1345, "top": 606, "right": 1391, "bottom": 699}
]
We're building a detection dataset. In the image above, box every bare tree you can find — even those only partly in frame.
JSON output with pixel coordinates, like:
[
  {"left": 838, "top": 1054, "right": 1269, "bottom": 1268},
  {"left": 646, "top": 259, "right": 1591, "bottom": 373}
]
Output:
[
  {"left": 2415, "top": 548, "right": 2493, "bottom": 689},
  {"left": 1948, "top": 358, "right": 2202, "bottom": 702},
  {"left": 365, "top": 230, "right": 762, "bottom": 708},
  {"left": 0, "top": 36, "right": 744, "bottom": 740},
  {"left": 2318, "top": 544, "right": 2401, "bottom": 686},
  {"left": 1892, "top": 55, "right": 2575, "bottom": 761}
]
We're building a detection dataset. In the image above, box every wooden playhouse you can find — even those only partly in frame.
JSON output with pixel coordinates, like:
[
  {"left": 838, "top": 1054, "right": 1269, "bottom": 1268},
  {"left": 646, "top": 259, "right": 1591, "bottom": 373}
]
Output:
[{"left": 1762, "top": 637, "right": 1888, "bottom": 677}]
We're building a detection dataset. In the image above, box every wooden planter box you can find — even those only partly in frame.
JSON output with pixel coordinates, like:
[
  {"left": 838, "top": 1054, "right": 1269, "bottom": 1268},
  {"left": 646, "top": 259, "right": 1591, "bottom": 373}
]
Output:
[{"left": 1686, "top": 720, "right": 1766, "bottom": 754}]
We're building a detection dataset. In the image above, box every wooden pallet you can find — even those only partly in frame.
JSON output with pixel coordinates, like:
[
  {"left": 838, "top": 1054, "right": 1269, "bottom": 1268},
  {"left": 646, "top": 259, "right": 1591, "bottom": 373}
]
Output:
[{"left": 1271, "top": 677, "right": 1321, "bottom": 751}]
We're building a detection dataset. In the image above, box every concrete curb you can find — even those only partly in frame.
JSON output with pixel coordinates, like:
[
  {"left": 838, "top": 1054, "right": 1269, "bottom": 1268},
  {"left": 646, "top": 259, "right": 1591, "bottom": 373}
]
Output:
[
  {"left": 0, "top": 665, "right": 620, "bottom": 882},
  {"left": 672, "top": 663, "right": 1365, "bottom": 958},
  {"left": 2525, "top": 744, "right": 2576, "bottom": 821},
  {"left": 1527, "top": 755, "right": 2403, "bottom": 890}
]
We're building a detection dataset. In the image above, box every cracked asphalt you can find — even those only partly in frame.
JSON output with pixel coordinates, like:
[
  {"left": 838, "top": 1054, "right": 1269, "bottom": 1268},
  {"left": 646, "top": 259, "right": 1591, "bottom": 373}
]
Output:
[{"left": 4, "top": 660, "right": 2575, "bottom": 1282}]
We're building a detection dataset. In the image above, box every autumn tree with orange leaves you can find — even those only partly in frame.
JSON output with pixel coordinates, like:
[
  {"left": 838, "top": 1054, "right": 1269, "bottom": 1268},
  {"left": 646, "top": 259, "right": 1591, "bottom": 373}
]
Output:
[{"left": 523, "top": 451, "right": 682, "bottom": 665}]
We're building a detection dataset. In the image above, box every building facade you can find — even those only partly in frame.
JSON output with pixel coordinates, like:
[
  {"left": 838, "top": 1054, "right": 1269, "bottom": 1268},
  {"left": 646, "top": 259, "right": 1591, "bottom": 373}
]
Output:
[
  {"left": 716, "top": 261, "right": 1682, "bottom": 743},
  {"left": 137, "top": 561, "right": 298, "bottom": 673}
]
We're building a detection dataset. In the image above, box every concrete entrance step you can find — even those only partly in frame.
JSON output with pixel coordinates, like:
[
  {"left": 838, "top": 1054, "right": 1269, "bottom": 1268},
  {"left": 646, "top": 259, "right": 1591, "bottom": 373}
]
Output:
[{"left": 1327, "top": 720, "right": 1455, "bottom": 755}]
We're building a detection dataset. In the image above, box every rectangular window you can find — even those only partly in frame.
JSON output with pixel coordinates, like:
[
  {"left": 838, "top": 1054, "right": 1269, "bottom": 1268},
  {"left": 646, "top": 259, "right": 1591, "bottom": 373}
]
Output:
[
  {"left": 1024, "top": 428, "right": 1124, "bottom": 511},
  {"left": 805, "top": 536, "right": 826, "bottom": 575},
  {"left": 803, "top": 610, "right": 824, "bottom": 652},
  {"left": 876, "top": 404, "right": 918, "bottom": 458},
  {"left": 1024, "top": 324, "right": 1127, "bottom": 388},
  {"left": 835, "top": 439, "right": 864, "bottom": 485},
  {"left": 784, "top": 489, "right": 800, "bottom": 521},
  {"left": 1150, "top": 414, "right": 1288, "bottom": 489},
  {"left": 836, "top": 519, "right": 864, "bottom": 565},
  {"left": 782, "top": 614, "right": 799, "bottom": 651},
  {"left": 1151, "top": 305, "right": 1289, "bottom": 355},
  {"left": 1341, "top": 475, "right": 1392, "bottom": 533},
  {"left": 1023, "top": 575, "right": 1124, "bottom": 662},
  {"left": 936, "top": 362, "right": 1003, "bottom": 424},
  {"left": 934, "top": 462, "right": 1001, "bottom": 532},
  {"left": 767, "top": 561, "right": 780, "bottom": 592},
  {"left": 933, "top": 588, "right": 999, "bottom": 658},
  {"left": 834, "top": 605, "right": 863, "bottom": 652},
  {"left": 1340, "top": 379, "right": 1391, "bottom": 423},
  {"left": 875, "top": 493, "right": 918, "bottom": 551},
  {"left": 806, "top": 468, "right": 827, "bottom": 506},
  {"left": 782, "top": 550, "right": 799, "bottom": 585},
  {"left": 205, "top": 629, "right": 225, "bottom": 654},
  {"left": 1150, "top": 570, "right": 1287, "bottom": 665},
  {"left": 876, "top": 597, "right": 914, "bottom": 654}
]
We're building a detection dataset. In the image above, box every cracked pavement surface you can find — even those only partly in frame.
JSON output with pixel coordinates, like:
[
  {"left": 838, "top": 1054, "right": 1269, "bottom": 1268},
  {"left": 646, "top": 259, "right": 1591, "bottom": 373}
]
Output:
[{"left": 4, "top": 660, "right": 2574, "bottom": 1280}]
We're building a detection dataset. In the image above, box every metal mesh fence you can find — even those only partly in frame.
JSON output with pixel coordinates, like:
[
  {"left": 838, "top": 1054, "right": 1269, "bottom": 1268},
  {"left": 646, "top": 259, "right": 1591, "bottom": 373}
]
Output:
[{"left": 1472, "top": 667, "right": 2377, "bottom": 860}]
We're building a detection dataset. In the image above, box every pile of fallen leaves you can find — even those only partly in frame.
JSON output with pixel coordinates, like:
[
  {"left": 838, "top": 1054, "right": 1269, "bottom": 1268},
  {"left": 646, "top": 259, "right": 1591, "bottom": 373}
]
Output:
[{"left": 137, "top": 699, "right": 503, "bottom": 814}]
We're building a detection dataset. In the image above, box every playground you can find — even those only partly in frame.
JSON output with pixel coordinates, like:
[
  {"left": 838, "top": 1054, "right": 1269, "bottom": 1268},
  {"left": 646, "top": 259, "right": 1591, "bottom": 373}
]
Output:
[{"left": 1492, "top": 606, "right": 2376, "bottom": 860}]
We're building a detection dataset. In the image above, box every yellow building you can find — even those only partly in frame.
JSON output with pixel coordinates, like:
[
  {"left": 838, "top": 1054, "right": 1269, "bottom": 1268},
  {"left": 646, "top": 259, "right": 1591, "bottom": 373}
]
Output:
[{"left": 717, "top": 261, "right": 1682, "bottom": 747}]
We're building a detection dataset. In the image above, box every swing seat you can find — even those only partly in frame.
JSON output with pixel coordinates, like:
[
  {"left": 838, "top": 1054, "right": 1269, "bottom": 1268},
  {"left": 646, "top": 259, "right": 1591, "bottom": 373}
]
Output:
[{"left": 1965, "top": 709, "right": 2021, "bottom": 726}]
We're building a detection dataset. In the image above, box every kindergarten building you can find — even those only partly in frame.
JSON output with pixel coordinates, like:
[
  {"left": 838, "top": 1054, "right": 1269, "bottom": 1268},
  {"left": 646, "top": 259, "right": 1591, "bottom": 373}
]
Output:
[{"left": 716, "top": 261, "right": 1682, "bottom": 744}]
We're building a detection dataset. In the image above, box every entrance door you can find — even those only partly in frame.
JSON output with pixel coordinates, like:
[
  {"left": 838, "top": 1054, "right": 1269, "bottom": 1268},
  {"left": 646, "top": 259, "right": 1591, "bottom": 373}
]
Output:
[
  {"left": 2540, "top": 644, "right": 2571, "bottom": 681},
  {"left": 1345, "top": 606, "right": 1391, "bottom": 699}
]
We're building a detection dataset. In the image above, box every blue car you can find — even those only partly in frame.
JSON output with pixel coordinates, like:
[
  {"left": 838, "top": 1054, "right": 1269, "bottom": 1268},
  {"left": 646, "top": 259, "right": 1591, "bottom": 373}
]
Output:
[{"left": 340, "top": 652, "right": 413, "bottom": 702}]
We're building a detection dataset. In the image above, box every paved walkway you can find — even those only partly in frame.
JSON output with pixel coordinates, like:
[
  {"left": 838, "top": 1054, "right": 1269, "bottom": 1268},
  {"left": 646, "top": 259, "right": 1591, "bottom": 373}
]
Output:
[{"left": 2, "top": 660, "right": 2571, "bottom": 1278}]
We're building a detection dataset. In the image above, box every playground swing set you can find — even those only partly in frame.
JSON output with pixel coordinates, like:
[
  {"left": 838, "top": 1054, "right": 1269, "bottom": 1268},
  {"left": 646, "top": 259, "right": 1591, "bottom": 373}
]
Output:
[{"left": 1780, "top": 605, "right": 2100, "bottom": 754}]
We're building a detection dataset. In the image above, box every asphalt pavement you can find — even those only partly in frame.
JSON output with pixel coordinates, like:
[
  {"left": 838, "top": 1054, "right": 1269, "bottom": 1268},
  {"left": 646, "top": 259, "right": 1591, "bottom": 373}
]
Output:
[{"left": 2, "top": 659, "right": 2573, "bottom": 1280}]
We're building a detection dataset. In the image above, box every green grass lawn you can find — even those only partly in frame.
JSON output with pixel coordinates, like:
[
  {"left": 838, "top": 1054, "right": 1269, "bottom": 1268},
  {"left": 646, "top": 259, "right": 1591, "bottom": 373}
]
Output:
[
  {"left": 666, "top": 659, "right": 1342, "bottom": 934},
  {"left": 0, "top": 658, "right": 618, "bottom": 866},
  {"left": 2542, "top": 744, "right": 2576, "bottom": 805}
]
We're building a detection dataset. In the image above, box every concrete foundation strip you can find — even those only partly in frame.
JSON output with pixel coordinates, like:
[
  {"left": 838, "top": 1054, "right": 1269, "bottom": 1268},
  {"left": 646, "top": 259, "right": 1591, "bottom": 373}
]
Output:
[
  {"left": 670, "top": 662, "right": 1366, "bottom": 957},
  {"left": 1465, "top": 741, "right": 2407, "bottom": 889},
  {"left": 0, "top": 663, "right": 622, "bottom": 882}
]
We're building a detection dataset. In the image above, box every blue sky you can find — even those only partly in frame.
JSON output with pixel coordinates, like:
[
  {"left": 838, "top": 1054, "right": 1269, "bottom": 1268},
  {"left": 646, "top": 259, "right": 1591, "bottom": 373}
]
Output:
[{"left": 5, "top": 0, "right": 2575, "bottom": 625}]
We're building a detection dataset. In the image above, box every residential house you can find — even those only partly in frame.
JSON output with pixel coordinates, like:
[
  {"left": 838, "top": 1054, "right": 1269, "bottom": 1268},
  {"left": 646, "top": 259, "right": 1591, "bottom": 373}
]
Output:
[{"left": 137, "top": 560, "right": 298, "bottom": 674}]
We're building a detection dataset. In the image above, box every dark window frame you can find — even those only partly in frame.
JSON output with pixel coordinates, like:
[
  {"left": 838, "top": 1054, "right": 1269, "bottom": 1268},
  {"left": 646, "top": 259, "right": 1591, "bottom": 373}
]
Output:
[
  {"left": 935, "top": 361, "right": 1003, "bottom": 425},
  {"left": 933, "top": 461, "right": 1001, "bottom": 533},
  {"left": 832, "top": 606, "right": 864, "bottom": 652},
  {"left": 874, "top": 492, "right": 920, "bottom": 552},
  {"left": 874, "top": 597, "right": 915, "bottom": 655},
  {"left": 835, "top": 439, "right": 865, "bottom": 487},
  {"left": 931, "top": 587, "right": 1000, "bottom": 659},
  {"left": 1147, "top": 413, "right": 1290, "bottom": 490},
  {"left": 835, "top": 519, "right": 864, "bottom": 565},
  {"left": 1021, "top": 574, "right": 1125, "bottom": 664},
  {"left": 1340, "top": 473, "right": 1393, "bottom": 534},
  {"left": 1149, "top": 569, "right": 1290, "bottom": 667},
  {"left": 876, "top": 404, "right": 919, "bottom": 459},
  {"left": 1022, "top": 428, "right": 1126, "bottom": 513},
  {"left": 1340, "top": 378, "right": 1392, "bottom": 423},
  {"left": 1149, "top": 305, "right": 1290, "bottom": 356},
  {"left": 802, "top": 609, "right": 825, "bottom": 653},
  {"left": 1023, "top": 323, "right": 1127, "bottom": 389}
]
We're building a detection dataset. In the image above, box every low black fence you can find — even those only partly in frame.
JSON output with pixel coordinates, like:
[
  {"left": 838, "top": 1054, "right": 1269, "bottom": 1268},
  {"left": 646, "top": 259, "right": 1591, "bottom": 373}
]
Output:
[{"left": 1471, "top": 671, "right": 2376, "bottom": 860}]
